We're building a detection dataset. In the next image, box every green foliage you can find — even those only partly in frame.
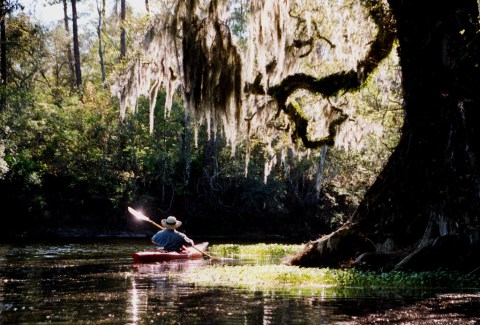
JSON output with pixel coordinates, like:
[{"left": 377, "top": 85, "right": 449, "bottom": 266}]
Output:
[
  {"left": 209, "top": 243, "right": 304, "bottom": 258},
  {"left": 185, "top": 264, "right": 480, "bottom": 291},
  {"left": 124, "top": 92, "right": 188, "bottom": 203},
  {"left": 0, "top": 80, "right": 137, "bottom": 229},
  {"left": 187, "top": 244, "right": 480, "bottom": 292},
  {"left": 5, "top": 14, "right": 48, "bottom": 89}
]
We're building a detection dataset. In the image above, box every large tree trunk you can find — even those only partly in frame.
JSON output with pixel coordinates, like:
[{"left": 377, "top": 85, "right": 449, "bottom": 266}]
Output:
[{"left": 290, "top": 0, "right": 480, "bottom": 272}]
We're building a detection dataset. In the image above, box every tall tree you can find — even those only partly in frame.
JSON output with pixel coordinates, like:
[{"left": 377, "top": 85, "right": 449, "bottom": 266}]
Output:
[
  {"left": 0, "top": 6, "right": 6, "bottom": 86},
  {"left": 0, "top": 5, "right": 6, "bottom": 112},
  {"left": 71, "top": 0, "right": 82, "bottom": 86},
  {"left": 62, "top": 0, "right": 75, "bottom": 90},
  {"left": 0, "top": 0, "right": 23, "bottom": 111},
  {"left": 96, "top": 0, "right": 106, "bottom": 85},
  {"left": 119, "top": 0, "right": 125, "bottom": 58},
  {"left": 0, "top": 0, "right": 21, "bottom": 86}
]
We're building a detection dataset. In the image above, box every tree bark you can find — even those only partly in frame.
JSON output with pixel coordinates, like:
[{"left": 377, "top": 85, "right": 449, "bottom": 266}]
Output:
[
  {"left": 71, "top": 0, "right": 82, "bottom": 87},
  {"left": 0, "top": 19, "right": 5, "bottom": 83},
  {"left": 62, "top": 0, "right": 75, "bottom": 91},
  {"left": 183, "top": 111, "right": 191, "bottom": 186},
  {"left": 289, "top": 0, "right": 480, "bottom": 272},
  {"left": 120, "top": 0, "right": 126, "bottom": 59},
  {"left": 96, "top": 0, "right": 106, "bottom": 86},
  {"left": 0, "top": 3, "right": 7, "bottom": 112}
]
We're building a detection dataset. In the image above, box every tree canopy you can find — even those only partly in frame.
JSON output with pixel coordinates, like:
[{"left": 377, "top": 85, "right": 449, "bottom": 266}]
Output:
[{"left": 112, "top": 0, "right": 398, "bottom": 154}]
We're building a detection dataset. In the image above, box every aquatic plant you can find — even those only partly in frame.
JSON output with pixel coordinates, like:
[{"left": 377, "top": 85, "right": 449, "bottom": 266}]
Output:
[
  {"left": 208, "top": 243, "right": 304, "bottom": 258},
  {"left": 183, "top": 265, "right": 480, "bottom": 292}
]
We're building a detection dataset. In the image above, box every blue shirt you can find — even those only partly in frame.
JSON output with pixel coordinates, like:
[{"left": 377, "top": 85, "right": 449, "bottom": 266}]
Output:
[{"left": 151, "top": 229, "right": 194, "bottom": 251}]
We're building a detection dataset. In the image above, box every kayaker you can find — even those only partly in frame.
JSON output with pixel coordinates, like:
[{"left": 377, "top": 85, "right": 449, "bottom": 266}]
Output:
[{"left": 151, "top": 216, "right": 195, "bottom": 251}]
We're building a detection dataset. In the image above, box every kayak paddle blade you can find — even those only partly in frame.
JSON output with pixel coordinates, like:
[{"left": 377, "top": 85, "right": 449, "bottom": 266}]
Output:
[{"left": 128, "top": 207, "right": 151, "bottom": 222}]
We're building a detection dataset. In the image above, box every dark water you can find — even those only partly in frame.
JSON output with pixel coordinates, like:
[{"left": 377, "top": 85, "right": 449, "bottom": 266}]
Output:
[{"left": 0, "top": 239, "right": 479, "bottom": 324}]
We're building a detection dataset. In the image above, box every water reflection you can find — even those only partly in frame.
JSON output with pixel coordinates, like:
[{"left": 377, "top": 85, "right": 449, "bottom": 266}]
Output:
[
  {"left": 129, "top": 278, "right": 140, "bottom": 324},
  {"left": 0, "top": 239, "right": 479, "bottom": 324}
]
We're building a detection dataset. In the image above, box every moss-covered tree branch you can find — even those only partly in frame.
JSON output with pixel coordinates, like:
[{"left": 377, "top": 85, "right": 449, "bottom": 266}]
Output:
[
  {"left": 285, "top": 100, "right": 348, "bottom": 149},
  {"left": 268, "top": 0, "right": 396, "bottom": 149}
]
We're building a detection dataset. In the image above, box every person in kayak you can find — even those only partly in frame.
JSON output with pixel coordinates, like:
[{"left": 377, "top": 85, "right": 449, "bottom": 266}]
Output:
[{"left": 151, "top": 216, "right": 195, "bottom": 251}]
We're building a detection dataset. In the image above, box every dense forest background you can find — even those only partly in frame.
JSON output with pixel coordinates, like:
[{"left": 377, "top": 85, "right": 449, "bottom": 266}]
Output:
[{"left": 0, "top": 0, "right": 403, "bottom": 240}]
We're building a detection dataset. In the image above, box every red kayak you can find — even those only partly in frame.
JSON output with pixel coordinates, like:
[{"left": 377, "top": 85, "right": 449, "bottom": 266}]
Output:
[{"left": 132, "top": 242, "right": 209, "bottom": 263}]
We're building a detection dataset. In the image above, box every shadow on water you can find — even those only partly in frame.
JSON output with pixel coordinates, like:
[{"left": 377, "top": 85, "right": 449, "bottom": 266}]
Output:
[{"left": 0, "top": 238, "right": 479, "bottom": 324}]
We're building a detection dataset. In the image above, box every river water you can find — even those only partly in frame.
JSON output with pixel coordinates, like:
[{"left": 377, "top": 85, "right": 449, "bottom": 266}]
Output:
[{"left": 0, "top": 239, "right": 479, "bottom": 324}]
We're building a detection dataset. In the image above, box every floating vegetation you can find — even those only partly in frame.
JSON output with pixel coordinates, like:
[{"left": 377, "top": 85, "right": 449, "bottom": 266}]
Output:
[
  {"left": 183, "top": 265, "right": 480, "bottom": 293},
  {"left": 186, "top": 244, "right": 480, "bottom": 294},
  {"left": 208, "top": 243, "right": 304, "bottom": 259}
]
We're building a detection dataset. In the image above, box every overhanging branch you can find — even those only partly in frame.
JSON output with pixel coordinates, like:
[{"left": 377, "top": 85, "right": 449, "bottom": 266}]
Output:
[
  {"left": 285, "top": 100, "right": 349, "bottom": 149},
  {"left": 268, "top": 0, "right": 396, "bottom": 149}
]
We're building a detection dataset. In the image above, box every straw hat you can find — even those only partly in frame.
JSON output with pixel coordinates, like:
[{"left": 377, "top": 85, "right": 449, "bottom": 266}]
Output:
[{"left": 161, "top": 216, "right": 182, "bottom": 229}]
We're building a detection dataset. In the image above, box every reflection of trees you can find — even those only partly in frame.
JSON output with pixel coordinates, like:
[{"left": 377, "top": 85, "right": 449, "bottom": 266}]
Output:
[{"left": 0, "top": 246, "right": 135, "bottom": 323}]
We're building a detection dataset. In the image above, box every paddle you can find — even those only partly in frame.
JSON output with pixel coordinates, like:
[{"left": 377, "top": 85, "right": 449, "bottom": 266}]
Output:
[
  {"left": 128, "top": 206, "right": 215, "bottom": 259},
  {"left": 128, "top": 206, "right": 163, "bottom": 229}
]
